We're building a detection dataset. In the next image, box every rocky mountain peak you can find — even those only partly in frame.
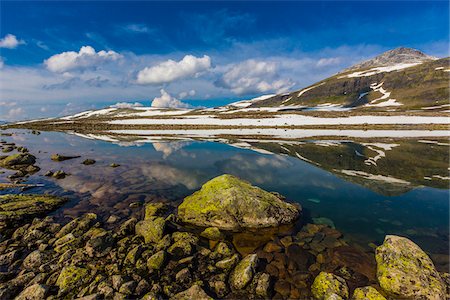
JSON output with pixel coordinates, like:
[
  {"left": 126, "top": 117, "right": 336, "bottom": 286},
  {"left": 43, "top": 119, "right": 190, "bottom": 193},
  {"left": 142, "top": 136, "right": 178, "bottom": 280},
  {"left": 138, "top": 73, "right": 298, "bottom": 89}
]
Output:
[{"left": 345, "top": 47, "right": 437, "bottom": 71}]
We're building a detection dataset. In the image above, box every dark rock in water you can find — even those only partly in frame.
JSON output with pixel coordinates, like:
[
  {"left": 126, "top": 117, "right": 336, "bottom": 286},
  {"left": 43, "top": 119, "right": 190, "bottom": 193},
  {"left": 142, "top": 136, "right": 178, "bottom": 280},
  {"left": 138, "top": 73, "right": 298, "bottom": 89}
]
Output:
[
  {"left": 52, "top": 170, "right": 68, "bottom": 179},
  {"left": 0, "top": 194, "right": 66, "bottom": 230},
  {"left": 82, "top": 159, "right": 96, "bottom": 165},
  {"left": 50, "top": 154, "right": 81, "bottom": 162},
  {"left": 44, "top": 171, "right": 53, "bottom": 177},
  {"left": 110, "top": 163, "right": 120, "bottom": 168},
  {"left": 375, "top": 235, "right": 446, "bottom": 299},
  {"left": 286, "top": 244, "right": 315, "bottom": 272},
  {"left": 178, "top": 174, "right": 300, "bottom": 230}
]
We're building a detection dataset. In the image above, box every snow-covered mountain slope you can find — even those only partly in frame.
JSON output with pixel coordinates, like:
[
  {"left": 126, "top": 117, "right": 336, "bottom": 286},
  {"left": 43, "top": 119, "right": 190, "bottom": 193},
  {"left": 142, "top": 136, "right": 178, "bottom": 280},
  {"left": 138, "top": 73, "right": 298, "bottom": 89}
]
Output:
[{"left": 251, "top": 48, "right": 449, "bottom": 111}]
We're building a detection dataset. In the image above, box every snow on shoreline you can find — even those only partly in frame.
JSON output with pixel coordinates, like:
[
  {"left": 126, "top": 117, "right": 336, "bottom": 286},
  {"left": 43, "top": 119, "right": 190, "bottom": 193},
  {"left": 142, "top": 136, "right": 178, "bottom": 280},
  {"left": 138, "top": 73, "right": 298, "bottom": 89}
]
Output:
[{"left": 108, "top": 114, "right": 450, "bottom": 126}]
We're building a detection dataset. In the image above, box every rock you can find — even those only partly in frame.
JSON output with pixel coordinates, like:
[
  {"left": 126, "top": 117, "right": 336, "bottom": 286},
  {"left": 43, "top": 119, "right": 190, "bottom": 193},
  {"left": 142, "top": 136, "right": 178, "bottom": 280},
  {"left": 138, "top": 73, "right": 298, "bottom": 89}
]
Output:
[
  {"left": 1, "top": 153, "right": 36, "bottom": 167},
  {"left": 110, "top": 163, "right": 120, "bottom": 168},
  {"left": 82, "top": 159, "right": 96, "bottom": 165},
  {"left": 351, "top": 286, "right": 386, "bottom": 300},
  {"left": 274, "top": 280, "right": 291, "bottom": 298},
  {"left": 171, "top": 284, "right": 212, "bottom": 300},
  {"left": 178, "top": 174, "right": 300, "bottom": 230},
  {"left": 229, "top": 254, "right": 258, "bottom": 290},
  {"left": 135, "top": 217, "right": 165, "bottom": 243},
  {"left": 375, "top": 235, "right": 445, "bottom": 300},
  {"left": 56, "top": 266, "right": 90, "bottom": 293},
  {"left": 214, "top": 242, "right": 234, "bottom": 258},
  {"left": 112, "top": 275, "right": 125, "bottom": 291},
  {"left": 200, "top": 227, "right": 223, "bottom": 240},
  {"left": 255, "top": 273, "right": 271, "bottom": 298},
  {"left": 147, "top": 250, "right": 165, "bottom": 271},
  {"left": 51, "top": 154, "right": 80, "bottom": 161},
  {"left": 167, "top": 239, "right": 192, "bottom": 257},
  {"left": 119, "top": 281, "right": 137, "bottom": 295},
  {"left": 216, "top": 254, "right": 240, "bottom": 270},
  {"left": 23, "top": 250, "right": 47, "bottom": 270},
  {"left": 124, "top": 245, "right": 143, "bottom": 265},
  {"left": 15, "top": 283, "right": 49, "bottom": 300},
  {"left": 144, "top": 203, "right": 166, "bottom": 219},
  {"left": 263, "top": 241, "right": 283, "bottom": 253},
  {"left": 85, "top": 231, "right": 113, "bottom": 257},
  {"left": 0, "top": 250, "right": 19, "bottom": 266},
  {"left": 0, "top": 194, "right": 66, "bottom": 230},
  {"left": 175, "top": 268, "right": 191, "bottom": 284},
  {"left": 52, "top": 170, "right": 68, "bottom": 179},
  {"left": 311, "top": 272, "right": 349, "bottom": 300}
]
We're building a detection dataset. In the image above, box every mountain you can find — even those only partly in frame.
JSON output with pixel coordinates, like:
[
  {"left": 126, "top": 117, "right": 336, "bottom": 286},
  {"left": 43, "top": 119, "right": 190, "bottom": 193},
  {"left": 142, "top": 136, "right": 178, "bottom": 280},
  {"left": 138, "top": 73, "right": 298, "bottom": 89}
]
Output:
[{"left": 250, "top": 48, "right": 448, "bottom": 111}]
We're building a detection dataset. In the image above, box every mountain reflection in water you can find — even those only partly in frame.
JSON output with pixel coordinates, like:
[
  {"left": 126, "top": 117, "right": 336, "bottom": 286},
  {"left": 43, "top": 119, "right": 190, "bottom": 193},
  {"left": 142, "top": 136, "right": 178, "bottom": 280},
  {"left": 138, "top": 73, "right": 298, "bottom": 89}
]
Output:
[{"left": 0, "top": 129, "right": 448, "bottom": 267}]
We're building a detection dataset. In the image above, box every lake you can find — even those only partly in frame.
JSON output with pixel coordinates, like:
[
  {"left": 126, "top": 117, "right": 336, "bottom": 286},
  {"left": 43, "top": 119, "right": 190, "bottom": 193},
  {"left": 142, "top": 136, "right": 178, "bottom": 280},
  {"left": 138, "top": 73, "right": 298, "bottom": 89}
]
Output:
[{"left": 1, "top": 129, "right": 449, "bottom": 271}]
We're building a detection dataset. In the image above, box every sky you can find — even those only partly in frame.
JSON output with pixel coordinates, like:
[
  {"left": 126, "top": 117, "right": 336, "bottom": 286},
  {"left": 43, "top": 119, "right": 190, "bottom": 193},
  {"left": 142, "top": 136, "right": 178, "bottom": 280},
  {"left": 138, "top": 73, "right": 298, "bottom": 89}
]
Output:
[{"left": 0, "top": 1, "right": 448, "bottom": 121}]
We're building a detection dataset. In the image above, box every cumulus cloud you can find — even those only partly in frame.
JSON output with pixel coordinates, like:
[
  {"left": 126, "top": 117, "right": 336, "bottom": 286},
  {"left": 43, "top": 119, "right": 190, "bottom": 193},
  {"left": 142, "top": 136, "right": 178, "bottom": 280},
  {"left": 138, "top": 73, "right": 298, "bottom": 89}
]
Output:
[
  {"left": 137, "top": 55, "right": 211, "bottom": 85},
  {"left": 151, "top": 89, "right": 191, "bottom": 108},
  {"left": 110, "top": 102, "right": 144, "bottom": 108},
  {"left": 0, "top": 34, "right": 25, "bottom": 49},
  {"left": 217, "top": 59, "right": 295, "bottom": 95},
  {"left": 44, "top": 46, "right": 122, "bottom": 73}
]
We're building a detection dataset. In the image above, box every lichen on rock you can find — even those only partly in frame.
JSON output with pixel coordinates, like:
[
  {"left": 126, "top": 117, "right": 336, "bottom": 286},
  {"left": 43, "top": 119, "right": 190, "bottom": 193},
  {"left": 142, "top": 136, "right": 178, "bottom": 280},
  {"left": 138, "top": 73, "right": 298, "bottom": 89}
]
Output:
[
  {"left": 311, "top": 272, "right": 349, "bottom": 300},
  {"left": 375, "top": 235, "right": 446, "bottom": 300},
  {"left": 178, "top": 174, "right": 300, "bottom": 230},
  {"left": 351, "top": 286, "right": 386, "bottom": 300}
]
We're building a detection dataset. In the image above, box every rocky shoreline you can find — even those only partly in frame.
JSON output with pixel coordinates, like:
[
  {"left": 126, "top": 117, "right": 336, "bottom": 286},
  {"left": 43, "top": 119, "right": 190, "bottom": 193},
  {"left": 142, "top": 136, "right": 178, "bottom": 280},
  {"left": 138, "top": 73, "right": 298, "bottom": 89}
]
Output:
[{"left": 0, "top": 133, "right": 449, "bottom": 299}]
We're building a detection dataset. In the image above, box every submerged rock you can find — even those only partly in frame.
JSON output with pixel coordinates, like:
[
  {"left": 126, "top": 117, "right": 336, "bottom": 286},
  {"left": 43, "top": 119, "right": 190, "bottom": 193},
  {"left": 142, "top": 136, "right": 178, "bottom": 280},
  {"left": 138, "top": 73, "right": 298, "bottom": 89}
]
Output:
[
  {"left": 311, "top": 272, "right": 349, "bottom": 300},
  {"left": 375, "top": 235, "right": 445, "bottom": 300},
  {"left": 82, "top": 159, "right": 96, "bottom": 165},
  {"left": 178, "top": 174, "right": 300, "bottom": 230},
  {"left": 0, "top": 153, "right": 35, "bottom": 167}
]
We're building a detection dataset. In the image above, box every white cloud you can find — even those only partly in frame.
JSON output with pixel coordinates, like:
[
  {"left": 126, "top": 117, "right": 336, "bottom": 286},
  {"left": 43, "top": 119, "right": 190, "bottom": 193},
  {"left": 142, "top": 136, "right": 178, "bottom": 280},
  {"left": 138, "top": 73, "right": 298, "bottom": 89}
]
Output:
[
  {"left": 179, "top": 89, "right": 196, "bottom": 99},
  {"left": 0, "top": 57, "right": 4, "bottom": 69},
  {"left": 137, "top": 55, "right": 211, "bottom": 85},
  {"left": 316, "top": 57, "right": 341, "bottom": 67},
  {"left": 123, "top": 24, "right": 151, "bottom": 33},
  {"left": 44, "top": 46, "right": 122, "bottom": 73},
  {"left": 151, "top": 89, "right": 191, "bottom": 108},
  {"left": 0, "top": 34, "right": 25, "bottom": 49},
  {"left": 217, "top": 59, "right": 294, "bottom": 95},
  {"left": 110, "top": 102, "right": 144, "bottom": 108}
]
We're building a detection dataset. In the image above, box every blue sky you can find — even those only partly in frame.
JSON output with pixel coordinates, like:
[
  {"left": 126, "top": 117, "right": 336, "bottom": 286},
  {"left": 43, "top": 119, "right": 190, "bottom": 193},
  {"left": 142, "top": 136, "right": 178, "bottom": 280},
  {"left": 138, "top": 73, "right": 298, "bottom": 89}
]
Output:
[{"left": 0, "top": 1, "right": 448, "bottom": 120}]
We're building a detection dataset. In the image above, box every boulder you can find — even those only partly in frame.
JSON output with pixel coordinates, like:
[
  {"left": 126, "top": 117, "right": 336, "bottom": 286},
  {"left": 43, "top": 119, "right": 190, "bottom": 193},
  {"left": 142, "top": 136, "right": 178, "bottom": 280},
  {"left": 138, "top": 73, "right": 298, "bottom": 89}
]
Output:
[
  {"left": 178, "top": 174, "right": 300, "bottom": 230},
  {"left": 135, "top": 217, "right": 165, "bottom": 243},
  {"left": 171, "top": 284, "right": 212, "bottom": 300},
  {"left": 50, "top": 154, "right": 80, "bottom": 161},
  {"left": 56, "top": 266, "right": 91, "bottom": 292},
  {"left": 311, "top": 272, "right": 349, "bottom": 300},
  {"left": 200, "top": 227, "right": 223, "bottom": 240},
  {"left": 351, "top": 286, "right": 386, "bottom": 300},
  {"left": 1, "top": 153, "right": 35, "bottom": 167},
  {"left": 375, "top": 235, "right": 445, "bottom": 300},
  {"left": 229, "top": 254, "right": 258, "bottom": 290},
  {"left": 15, "top": 284, "right": 49, "bottom": 300},
  {"left": 147, "top": 250, "right": 165, "bottom": 271}
]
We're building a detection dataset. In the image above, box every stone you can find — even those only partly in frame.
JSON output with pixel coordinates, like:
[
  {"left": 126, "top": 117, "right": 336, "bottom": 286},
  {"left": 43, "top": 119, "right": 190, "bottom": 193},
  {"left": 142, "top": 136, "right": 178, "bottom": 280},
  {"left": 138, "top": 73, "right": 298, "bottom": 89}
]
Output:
[
  {"left": 15, "top": 283, "right": 49, "bottom": 300},
  {"left": 311, "top": 272, "right": 349, "bottom": 300},
  {"left": 82, "top": 159, "right": 96, "bottom": 165},
  {"left": 375, "top": 235, "right": 445, "bottom": 300},
  {"left": 124, "top": 245, "right": 143, "bottom": 265},
  {"left": 135, "top": 217, "right": 165, "bottom": 243},
  {"left": 85, "top": 231, "right": 114, "bottom": 257},
  {"left": 200, "top": 227, "right": 223, "bottom": 240},
  {"left": 263, "top": 241, "right": 283, "bottom": 253},
  {"left": 147, "top": 250, "right": 165, "bottom": 271},
  {"left": 119, "top": 281, "right": 137, "bottom": 295},
  {"left": 144, "top": 203, "right": 166, "bottom": 219},
  {"left": 351, "top": 286, "right": 386, "bottom": 300},
  {"left": 216, "top": 254, "right": 240, "bottom": 270},
  {"left": 255, "top": 273, "right": 271, "bottom": 298},
  {"left": 168, "top": 239, "right": 192, "bottom": 257},
  {"left": 23, "top": 250, "right": 47, "bottom": 270},
  {"left": 50, "top": 154, "right": 80, "bottom": 161},
  {"left": 229, "top": 254, "right": 258, "bottom": 290},
  {"left": 1, "top": 153, "right": 35, "bottom": 167},
  {"left": 52, "top": 170, "right": 68, "bottom": 179},
  {"left": 274, "top": 280, "right": 291, "bottom": 297},
  {"left": 175, "top": 268, "right": 191, "bottom": 284},
  {"left": 178, "top": 174, "right": 300, "bottom": 230},
  {"left": 56, "top": 266, "right": 90, "bottom": 292},
  {"left": 171, "top": 284, "right": 212, "bottom": 300}
]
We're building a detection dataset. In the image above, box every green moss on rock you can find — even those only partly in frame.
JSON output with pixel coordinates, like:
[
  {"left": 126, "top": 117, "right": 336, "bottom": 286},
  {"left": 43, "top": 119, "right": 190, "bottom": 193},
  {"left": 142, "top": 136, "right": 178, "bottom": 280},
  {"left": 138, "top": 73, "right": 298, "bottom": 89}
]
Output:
[
  {"left": 375, "top": 235, "right": 445, "bottom": 300},
  {"left": 311, "top": 272, "right": 349, "bottom": 300},
  {"left": 56, "top": 266, "right": 90, "bottom": 292},
  {"left": 351, "top": 286, "right": 386, "bottom": 300},
  {"left": 135, "top": 217, "right": 166, "bottom": 243},
  {"left": 178, "top": 174, "right": 300, "bottom": 230}
]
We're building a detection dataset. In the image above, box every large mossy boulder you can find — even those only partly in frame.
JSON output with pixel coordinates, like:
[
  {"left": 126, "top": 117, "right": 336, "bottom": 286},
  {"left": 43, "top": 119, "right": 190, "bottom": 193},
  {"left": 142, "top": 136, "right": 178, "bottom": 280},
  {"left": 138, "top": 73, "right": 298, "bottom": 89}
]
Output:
[
  {"left": 375, "top": 235, "right": 445, "bottom": 300},
  {"left": 178, "top": 174, "right": 300, "bottom": 230},
  {"left": 0, "top": 153, "right": 35, "bottom": 167},
  {"left": 0, "top": 194, "right": 66, "bottom": 230}
]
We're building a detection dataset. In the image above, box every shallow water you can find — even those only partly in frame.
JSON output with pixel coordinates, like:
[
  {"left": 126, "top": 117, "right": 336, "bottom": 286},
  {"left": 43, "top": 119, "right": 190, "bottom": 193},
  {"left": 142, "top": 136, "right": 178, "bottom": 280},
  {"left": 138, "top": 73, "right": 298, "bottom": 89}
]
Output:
[{"left": 1, "top": 129, "right": 449, "bottom": 269}]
